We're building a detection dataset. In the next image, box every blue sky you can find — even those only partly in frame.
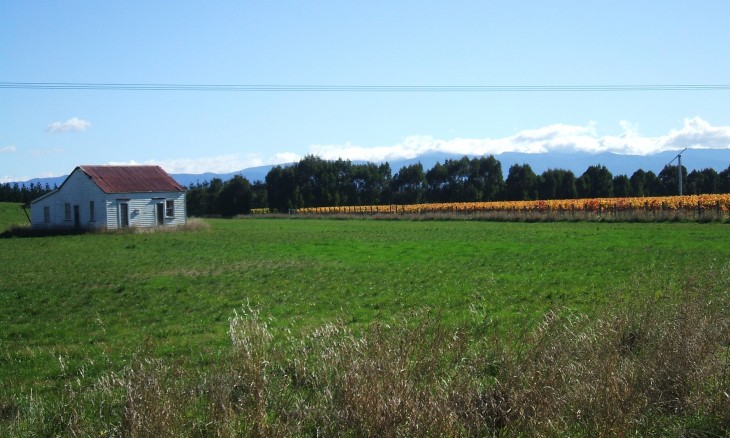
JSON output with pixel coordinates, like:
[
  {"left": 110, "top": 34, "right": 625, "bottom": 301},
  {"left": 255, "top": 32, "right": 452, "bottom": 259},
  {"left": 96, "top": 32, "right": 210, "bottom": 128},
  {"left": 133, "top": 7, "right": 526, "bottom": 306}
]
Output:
[{"left": 2, "top": 1, "right": 730, "bottom": 182}]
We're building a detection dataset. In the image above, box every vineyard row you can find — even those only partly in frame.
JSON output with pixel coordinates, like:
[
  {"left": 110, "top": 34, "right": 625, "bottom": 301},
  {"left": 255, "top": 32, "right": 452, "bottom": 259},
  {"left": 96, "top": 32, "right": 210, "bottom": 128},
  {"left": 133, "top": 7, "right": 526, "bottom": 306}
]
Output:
[{"left": 290, "top": 194, "right": 730, "bottom": 220}]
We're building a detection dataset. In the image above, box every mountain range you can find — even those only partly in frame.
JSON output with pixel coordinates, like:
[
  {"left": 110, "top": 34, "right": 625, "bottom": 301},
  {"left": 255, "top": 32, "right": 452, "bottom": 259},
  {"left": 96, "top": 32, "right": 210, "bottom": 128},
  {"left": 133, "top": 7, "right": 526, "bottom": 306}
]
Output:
[{"left": 14, "top": 148, "right": 730, "bottom": 189}]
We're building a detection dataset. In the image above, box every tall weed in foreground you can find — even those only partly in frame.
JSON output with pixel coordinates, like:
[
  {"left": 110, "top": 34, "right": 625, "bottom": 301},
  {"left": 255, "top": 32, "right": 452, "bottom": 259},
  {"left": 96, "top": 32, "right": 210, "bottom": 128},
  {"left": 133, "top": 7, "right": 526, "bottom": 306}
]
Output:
[
  {"left": 2, "top": 270, "right": 728, "bottom": 437},
  {"left": 478, "top": 269, "right": 730, "bottom": 436},
  {"left": 282, "top": 314, "right": 471, "bottom": 436},
  {"left": 200, "top": 307, "right": 284, "bottom": 437},
  {"left": 119, "top": 356, "right": 192, "bottom": 436},
  {"left": 201, "top": 309, "right": 472, "bottom": 436}
]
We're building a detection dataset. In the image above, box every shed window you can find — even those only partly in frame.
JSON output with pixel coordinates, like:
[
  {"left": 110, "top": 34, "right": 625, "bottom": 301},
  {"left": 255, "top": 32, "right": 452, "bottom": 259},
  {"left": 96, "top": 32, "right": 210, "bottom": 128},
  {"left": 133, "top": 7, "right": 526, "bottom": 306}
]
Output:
[
  {"left": 64, "top": 203, "right": 71, "bottom": 221},
  {"left": 44, "top": 206, "right": 50, "bottom": 223},
  {"left": 89, "top": 201, "right": 95, "bottom": 221},
  {"left": 165, "top": 199, "right": 174, "bottom": 217}
]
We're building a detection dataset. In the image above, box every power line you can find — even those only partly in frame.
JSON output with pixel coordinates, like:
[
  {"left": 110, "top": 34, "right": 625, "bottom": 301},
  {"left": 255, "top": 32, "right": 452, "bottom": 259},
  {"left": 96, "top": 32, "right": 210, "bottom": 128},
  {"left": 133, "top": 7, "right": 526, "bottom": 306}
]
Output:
[{"left": 1, "top": 82, "right": 730, "bottom": 92}]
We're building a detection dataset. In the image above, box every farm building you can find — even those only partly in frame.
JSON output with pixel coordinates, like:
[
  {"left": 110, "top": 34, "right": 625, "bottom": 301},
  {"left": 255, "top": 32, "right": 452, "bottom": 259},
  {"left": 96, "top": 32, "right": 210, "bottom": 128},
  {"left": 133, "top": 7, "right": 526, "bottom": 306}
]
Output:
[{"left": 30, "top": 165, "right": 186, "bottom": 230}]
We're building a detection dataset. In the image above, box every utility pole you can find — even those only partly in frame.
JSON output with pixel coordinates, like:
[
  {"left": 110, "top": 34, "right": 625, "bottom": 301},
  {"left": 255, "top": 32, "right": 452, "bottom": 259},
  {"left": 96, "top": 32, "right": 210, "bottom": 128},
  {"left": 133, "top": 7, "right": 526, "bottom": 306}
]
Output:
[{"left": 668, "top": 148, "right": 688, "bottom": 196}]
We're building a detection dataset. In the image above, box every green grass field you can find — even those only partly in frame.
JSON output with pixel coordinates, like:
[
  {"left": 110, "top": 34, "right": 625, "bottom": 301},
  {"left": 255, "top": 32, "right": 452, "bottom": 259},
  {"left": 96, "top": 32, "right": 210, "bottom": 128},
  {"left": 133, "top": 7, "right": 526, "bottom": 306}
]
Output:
[
  {"left": 1, "top": 204, "right": 729, "bottom": 435},
  {"left": 1, "top": 210, "right": 728, "bottom": 393},
  {"left": 0, "top": 203, "right": 30, "bottom": 231}
]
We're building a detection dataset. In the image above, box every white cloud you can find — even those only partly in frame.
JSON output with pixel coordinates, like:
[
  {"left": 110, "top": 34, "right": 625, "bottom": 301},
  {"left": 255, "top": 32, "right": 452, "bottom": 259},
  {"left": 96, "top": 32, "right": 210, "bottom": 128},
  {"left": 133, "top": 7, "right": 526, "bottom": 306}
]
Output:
[
  {"left": 271, "top": 152, "right": 303, "bottom": 164},
  {"left": 0, "top": 145, "right": 16, "bottom": 153},
  {"left": 108, "top": 152, "right": 300, "bottom": 174},
  {"left": 307, "top": 117, "right": 730, "bottom": 162},
  {"left": 663, "top": 116, "right": 730, "bottom": 150},
  {"left": 47, "top": 117, "right": 91, "bottom": 133},
  {"left": 102, "top": 117, "right": 730, "bottom": 175},
  {"left": 2, "top": 170, "right": 67, "bottom": 184}
]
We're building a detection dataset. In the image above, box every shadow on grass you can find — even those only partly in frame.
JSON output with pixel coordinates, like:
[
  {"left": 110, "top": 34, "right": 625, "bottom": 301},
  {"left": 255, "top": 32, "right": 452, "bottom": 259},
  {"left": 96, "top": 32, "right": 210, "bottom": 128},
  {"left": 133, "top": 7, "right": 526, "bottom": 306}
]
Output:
[
  {"left": 0, "top": 225, "right": 91, "bottom": 238},
  {"left": 1, "top": 219, "right": 210, "bottom": 238}
]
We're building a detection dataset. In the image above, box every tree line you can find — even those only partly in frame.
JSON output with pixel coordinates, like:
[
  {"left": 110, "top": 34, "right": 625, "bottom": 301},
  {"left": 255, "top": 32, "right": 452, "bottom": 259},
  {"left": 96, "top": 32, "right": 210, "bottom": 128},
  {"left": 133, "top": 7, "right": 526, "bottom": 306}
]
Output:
[
  {"left": 5, "top": 156, "right": 728, "bottom": 215},
  {"left": 185, "top": 155, "right": 730, "bottom": 216},
  {"left": 0, "top": 181, "right": 56, "bottom": 204}
]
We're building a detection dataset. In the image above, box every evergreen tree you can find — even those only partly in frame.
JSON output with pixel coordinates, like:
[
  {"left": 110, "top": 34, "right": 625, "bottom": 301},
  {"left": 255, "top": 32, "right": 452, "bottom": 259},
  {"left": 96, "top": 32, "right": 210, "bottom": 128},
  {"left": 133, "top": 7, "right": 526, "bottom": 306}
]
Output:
[
  {"left": 250, "top": 181, "right": 268, "bottom": 209},
  {"left": 505, "top": 164, "right": 537, "bottom": 200},
  {"left": 218, "top": 175, "right": 252, "bottom": 216},
  {"left": 686, "top": 168, "right": 719, "bottom": 195},
  {"left": 719, "top": 165, "right": 730, "bottom": 193},
  {"left": 391, "top": 163, "right": 427, "bottom": 204},
  {"left": 350, "top": 162, "right": 391, "bottom": 205},
  {"left": 612, "top": 175, "right": 632, "bottom": 197},
  {"left": 658, "top": 164, "right": 687, "bottom": 196},
  {"left": 266, "top": 165, "right": 298, "bottom": 212},
  {"left": 557, "top": 170, "right": 578, "bottom": 199},
  {"left": 469, "top": 156, "right": 504, "bottom": 201},
  {"left": 580, "top": 165, "right": 613, "bottom": 198},
  {"left": 185, "top": 182, "right": 209, "bottom": 217},
  {"left": 425, "top": 162, "right": 450, "bottom": 202}
]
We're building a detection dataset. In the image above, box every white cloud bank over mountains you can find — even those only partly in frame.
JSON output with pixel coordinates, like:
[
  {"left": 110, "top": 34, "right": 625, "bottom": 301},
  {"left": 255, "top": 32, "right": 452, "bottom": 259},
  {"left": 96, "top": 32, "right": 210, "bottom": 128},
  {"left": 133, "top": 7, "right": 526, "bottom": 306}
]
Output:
[
  {"left": 146, "top": 117, "right": 730, "bottom": 174},
  {"left": 311, "top": 117, "right": 730, "bottom": 162}
]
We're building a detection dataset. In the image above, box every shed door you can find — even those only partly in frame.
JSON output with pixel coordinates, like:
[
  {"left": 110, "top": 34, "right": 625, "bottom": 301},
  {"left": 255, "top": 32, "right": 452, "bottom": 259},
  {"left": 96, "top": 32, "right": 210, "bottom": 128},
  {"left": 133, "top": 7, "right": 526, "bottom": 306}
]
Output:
[
  {"left": 119, "top": 202, "right": 129, "bottom": 228},
  {"left": 156, "top": 203, "right": 164, "bottom": 225}
]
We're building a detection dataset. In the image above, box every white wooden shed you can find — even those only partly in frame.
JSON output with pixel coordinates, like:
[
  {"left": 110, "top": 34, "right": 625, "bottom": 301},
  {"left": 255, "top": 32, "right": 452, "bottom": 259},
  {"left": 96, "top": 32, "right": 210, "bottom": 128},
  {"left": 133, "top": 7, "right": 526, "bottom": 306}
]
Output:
[{"left": 30, "top": 165, "right": 186, "bottom": 230}]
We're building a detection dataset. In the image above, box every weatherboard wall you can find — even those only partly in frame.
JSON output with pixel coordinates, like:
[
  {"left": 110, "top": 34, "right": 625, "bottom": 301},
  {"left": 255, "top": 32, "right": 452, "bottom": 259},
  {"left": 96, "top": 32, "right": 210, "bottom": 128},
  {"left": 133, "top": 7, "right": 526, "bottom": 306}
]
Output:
[
  {"left": 103, "top": 192, "right": 186, "bottom": 229},
  {"left": 30, "top": 169, "right": 108, "bottom": 230}
]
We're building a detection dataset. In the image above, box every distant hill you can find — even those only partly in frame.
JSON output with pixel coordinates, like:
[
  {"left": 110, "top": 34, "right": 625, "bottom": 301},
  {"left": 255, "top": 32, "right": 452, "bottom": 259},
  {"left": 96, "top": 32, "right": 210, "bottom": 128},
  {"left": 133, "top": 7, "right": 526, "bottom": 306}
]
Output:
[
  {"left": 11, "top": 148, "right": 730, "bottom": 189},
  {"left": 495, "top": 149, "right": 730, "bottom": 176},
  {"left": 172, "top": 164, "right": 277, "bottom": 187},
  {"left": 390, "top": 149, "right": 730, "bottom": 177},
  {"left": 14, "top": 164, "right": 280, "bottom": 190},
  {"left": 15, "top": 175, "right": 68, "bottom": 189}
]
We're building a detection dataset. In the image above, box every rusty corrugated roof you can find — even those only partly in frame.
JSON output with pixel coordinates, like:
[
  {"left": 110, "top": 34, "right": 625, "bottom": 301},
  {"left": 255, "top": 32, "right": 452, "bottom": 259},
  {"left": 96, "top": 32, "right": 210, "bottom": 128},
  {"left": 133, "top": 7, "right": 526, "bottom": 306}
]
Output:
[{"left": 78, "top": 165, "right": 185, "bottom": 193}]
